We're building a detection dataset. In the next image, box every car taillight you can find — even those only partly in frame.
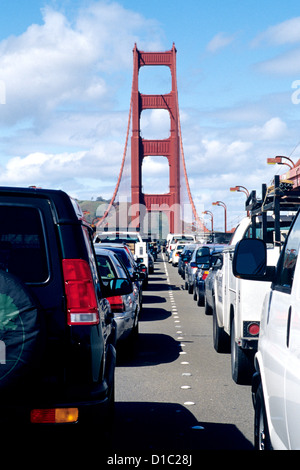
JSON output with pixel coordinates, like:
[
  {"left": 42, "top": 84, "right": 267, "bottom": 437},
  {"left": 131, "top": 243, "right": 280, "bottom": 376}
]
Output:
[
  {"left": 30, "top": 408, "right": 79, "bottom": 424},
  {"left": 62, "top": 259, "right": 99, "bottom": 325},
  {"left": 202, "top": 270, "right": 209, "bottom": 280},
  {"left": 108, "top": 295, "right": 124, "bottom": 313},
  {"left": 248, "top": 322, "right": 260, "bottom": 336}
]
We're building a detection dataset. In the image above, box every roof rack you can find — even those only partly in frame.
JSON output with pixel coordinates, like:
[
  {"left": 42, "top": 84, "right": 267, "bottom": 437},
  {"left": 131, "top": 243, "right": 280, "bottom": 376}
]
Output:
[{"left": 245, "top": 175, "right": 300, "bottom": 246}]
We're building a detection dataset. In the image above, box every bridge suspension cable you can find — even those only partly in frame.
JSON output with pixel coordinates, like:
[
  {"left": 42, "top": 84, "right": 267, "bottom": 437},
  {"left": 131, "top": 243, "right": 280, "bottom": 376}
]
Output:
[
  {"left": 96, "top": 74, "right": 134, "bottom": 228},
  {"left": 173, "top": 62, "right": 207, "bottom": 232}
]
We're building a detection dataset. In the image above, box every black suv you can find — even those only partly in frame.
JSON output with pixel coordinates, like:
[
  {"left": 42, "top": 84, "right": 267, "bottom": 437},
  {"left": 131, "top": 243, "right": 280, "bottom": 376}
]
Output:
[{"left": 0, "top": 187, "right": 117, "bottom": 427}]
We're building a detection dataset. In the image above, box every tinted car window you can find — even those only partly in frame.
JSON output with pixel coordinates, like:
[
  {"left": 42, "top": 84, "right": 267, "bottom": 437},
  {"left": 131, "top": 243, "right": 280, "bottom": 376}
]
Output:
[
  {"left": 196, "top": 247, "right": 210, "bottom": 264},
  {"left": 97, "top": 255, "right": 116, "bottom": 280},
  {"left": 0, "top": 205, "right": 48, "bottom": 283},
  {"left": 109, "top": 248, "right": 133, "bottom": 270}
]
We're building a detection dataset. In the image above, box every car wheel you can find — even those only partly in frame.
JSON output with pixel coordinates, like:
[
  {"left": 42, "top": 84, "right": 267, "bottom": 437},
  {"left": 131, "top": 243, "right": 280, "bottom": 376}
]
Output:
[
  {"left": 204, "top": 296, "right": 212, "bottom": 315},
  {"left": 230, "top": 317, "right": 254, "bottom": 385},
  {"left": 0, "top": 270, "right": 45, "bottom": 390},
  {"left": 254, "top": 383, "right": 273, "bottom": 450},
  {"left": 131, "top": 310, "right": 139, "bottom": 341},
  {"left": 188, "top": 282, "right": 193, "bottom": 294},
  {"left": 193, "top": 286, "right": 197, "bottom": 301},
  {"left": 197, "top": 291, "right": 204, "bottom": 307},
  {"left": 213, "top": 307, "right": 230, "bottom": 353}
]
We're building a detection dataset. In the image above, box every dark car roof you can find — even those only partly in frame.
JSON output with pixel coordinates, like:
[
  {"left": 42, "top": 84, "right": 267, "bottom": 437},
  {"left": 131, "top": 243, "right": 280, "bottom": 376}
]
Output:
[{"left": 0, "top": 186, "right": 83, "bottom": 225}]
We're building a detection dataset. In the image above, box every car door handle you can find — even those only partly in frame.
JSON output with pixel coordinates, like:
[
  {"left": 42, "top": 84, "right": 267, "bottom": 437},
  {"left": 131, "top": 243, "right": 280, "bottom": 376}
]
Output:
[{"left": 286, "top": 306, "right": 292, "bottom": 348}]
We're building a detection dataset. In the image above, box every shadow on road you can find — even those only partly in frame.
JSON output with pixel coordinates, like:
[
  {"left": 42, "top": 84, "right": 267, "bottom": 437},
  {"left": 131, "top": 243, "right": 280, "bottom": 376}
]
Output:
[
  {"left": 112, "top": 401, "right": 254, "bottom": 451},
  {"left": 117, "top": 332, "right": 180, "bottom": 366}
]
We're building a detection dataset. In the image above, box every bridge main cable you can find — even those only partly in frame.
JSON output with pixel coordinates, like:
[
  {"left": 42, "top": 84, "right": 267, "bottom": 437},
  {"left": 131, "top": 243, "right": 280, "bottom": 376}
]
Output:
[
  {"left": 96, "top": 72, "right": 134, "bottom": 228},
  {"left": 173, "top": 59, "right": 207, "bottom": 233}
]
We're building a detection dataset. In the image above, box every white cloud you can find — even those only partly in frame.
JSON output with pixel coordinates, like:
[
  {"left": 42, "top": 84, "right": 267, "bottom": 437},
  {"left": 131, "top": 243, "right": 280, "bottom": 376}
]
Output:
[
  {"left": 247, "top": 117, "right": 287, "bottom": 140},
  {"left": 0, "top": 3, "right": 164, "bottom": 126},
  {"left": 206, "top": 32, "right": 237, "bottom": 53},
  {"left": 252, "top": 17, "right": 300, "bottom": 47},
  {"left": 258, "top": 48, "right": 300, "bottom": 75},
  {"left": 252, "top": 17, "right": 300, "bottom": 76},
  {"left": 0, "top": 2, "right": 165, "bottom": 199}
]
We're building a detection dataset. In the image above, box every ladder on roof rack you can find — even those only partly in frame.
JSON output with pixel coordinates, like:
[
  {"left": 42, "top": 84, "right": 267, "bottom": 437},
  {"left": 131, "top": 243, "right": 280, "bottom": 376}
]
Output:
[{"left": 245, "top": 175, "right": 300, "bottom": 246}]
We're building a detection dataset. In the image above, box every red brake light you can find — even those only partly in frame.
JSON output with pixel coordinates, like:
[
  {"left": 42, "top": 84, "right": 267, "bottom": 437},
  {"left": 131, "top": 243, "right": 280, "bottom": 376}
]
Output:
[
  {"left": 62, "top": 259, "right": 99, "bottom": 325},
  {"left": 202, "top": 270, "right": 209, "bottom": 280},
  {"left": 248, "top": 322, "right": 260, "bottom": 336},
  {"left": 108, "top": 295, "right": 124, "bottom": 313}
]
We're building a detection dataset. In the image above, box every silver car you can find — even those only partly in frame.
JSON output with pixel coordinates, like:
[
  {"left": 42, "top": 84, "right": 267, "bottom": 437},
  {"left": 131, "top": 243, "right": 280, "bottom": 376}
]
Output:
[{"left": 95, "top": 246, "right": 140, "bottom": 345}]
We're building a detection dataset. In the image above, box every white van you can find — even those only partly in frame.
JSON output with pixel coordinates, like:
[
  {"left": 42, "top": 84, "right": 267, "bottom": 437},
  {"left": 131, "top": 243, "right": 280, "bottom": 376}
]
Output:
[{"left": 233, "top": 210, "right": 300, "bottom": 450}]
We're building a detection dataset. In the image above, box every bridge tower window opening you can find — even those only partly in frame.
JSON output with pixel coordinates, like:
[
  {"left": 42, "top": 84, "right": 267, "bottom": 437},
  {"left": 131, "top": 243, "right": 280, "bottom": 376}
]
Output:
[
  {"left": 139, "top": 65, "right": 172, "bottom": 95},
  {"left": 142, "top": 155, "right": 169, "bottom": 195},
  {"left": 140, "top": 109, "right": 170, "bottom": 140}
]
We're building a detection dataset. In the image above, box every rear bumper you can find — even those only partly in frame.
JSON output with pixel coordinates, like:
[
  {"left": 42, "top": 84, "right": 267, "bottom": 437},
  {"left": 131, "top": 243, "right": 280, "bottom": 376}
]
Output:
[
  {"left": 0, "top": 344, "right": 116, "bottom": 426},
  {"left": 0, "top": 375, "right": 114, "bottom": 425},
  {"left": 0, "top": 393, "right": 111, "bottom": 425}
]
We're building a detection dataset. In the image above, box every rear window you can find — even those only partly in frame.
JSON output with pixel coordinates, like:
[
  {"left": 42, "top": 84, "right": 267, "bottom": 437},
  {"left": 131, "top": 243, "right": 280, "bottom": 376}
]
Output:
[
  {"left": 196, "top": 247, "right": 210, "bottom": 264},
  {"left": 0, "top": 205, "right": 49, "bottom": 283},
  {"left": 96, "top": 255, "right": 117, "bottom": 280}
]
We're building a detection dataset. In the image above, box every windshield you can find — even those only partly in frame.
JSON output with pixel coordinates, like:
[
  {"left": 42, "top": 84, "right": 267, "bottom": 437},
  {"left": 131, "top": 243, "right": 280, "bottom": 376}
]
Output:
[
  {"left": 97, "top": 233, "right": 140, "bottom": 243},
  {"left": 196, "top": 247, "right": 210, "bottom": 264}
]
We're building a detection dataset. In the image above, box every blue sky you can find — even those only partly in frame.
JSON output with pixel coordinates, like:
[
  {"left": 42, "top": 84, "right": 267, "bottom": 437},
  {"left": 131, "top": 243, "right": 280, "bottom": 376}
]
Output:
[{"left": 0, "top": 0, "right": 300, "bottom": 231}]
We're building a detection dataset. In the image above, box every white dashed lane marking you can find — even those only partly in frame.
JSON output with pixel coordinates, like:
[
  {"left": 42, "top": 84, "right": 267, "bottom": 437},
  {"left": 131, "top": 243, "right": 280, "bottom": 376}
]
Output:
[{"left": 163, "top": 255, "right": 196, "bottom": 409}]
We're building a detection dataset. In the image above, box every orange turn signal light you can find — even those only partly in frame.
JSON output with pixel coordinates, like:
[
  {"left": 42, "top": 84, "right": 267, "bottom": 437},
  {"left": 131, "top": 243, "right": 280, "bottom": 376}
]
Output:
[{"left": 30, "top": 407, "right": 79, "bottom": 424}]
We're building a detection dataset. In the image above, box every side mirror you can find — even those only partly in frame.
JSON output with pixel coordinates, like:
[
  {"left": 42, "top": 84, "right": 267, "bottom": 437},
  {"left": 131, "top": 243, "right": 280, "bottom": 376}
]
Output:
[
  {"left": 232, "top": 239, "right": 275, "bottom": 281},
  {"left": 132, "top": 271, "right": 146, "bottom": 281}
]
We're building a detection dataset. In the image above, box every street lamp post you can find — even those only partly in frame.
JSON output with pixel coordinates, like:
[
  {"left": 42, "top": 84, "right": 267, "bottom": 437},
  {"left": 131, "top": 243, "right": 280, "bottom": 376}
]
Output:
[
  {"left": 202, "top": 210, "right": 214, "bottom": 232},
  {"left": 212, "top": 201, "right": 227, "bottom": 233},
  {"left": 230, "top": 185, "right": 250, "bottom": 216},
  {"left": 267, "top": 156, "right": 295, "bottom": 170},
  {"left": 230, "top": 185, "right": 249, "bottom": 197}
]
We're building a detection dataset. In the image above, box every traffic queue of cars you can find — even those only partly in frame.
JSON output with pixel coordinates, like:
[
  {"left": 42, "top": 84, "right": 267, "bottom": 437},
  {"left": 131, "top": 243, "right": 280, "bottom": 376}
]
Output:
[
  {"left": 172, "top": 241, "right": 226, "bottom": 311},
  {"left": 3, "top": 179, "right": 300, "bottom": 451}
]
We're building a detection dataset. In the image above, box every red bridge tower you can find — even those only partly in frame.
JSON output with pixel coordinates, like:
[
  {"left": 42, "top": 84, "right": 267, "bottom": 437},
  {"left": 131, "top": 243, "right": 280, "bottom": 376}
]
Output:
[{"left": 131, "top": 43, "right": 181, "bottom": 233}]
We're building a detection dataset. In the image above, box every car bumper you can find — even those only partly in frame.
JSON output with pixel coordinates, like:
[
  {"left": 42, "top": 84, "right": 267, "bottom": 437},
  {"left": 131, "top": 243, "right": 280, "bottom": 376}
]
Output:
[{"left": 114, "top": 314, "right": 134, "bottom": 342}]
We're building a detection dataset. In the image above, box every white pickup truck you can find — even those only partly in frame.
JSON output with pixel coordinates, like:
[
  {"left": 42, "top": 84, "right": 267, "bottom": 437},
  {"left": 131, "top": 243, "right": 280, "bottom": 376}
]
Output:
[
  {"left": 213, "top": 214, "right": 292, "bottom": 384},
  {"left": 94, "top": 231, "right": 149, "bottom": 272}
]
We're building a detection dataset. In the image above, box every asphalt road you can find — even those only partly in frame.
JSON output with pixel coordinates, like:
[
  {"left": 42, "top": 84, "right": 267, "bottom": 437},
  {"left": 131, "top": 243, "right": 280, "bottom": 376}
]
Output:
[{"left": 112, "top": 253, "right": 254, "bottom": 453}]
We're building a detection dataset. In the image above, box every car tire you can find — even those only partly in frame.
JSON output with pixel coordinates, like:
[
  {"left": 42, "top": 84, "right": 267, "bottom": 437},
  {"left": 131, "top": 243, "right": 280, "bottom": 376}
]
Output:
[
  {"left": 213, "top": 307, "right": 230, "bottom": 353},
  {"left": 230, "top": 317, "right": 254, "bottom": 385},
  {"left": 193, "top": 287, "right": 197, "bottom": 301},
  {"left": 197, "top": 292, "right": 204, "bottom": 307},
  {"left": 254, "top": 383, "right": 273, "bottom": 450},
  {"left": 204, "top": 296, "right": 212, "bottom": 315},
  {"left": 0, "top": 270, "right": 45, "bottom": 390}
]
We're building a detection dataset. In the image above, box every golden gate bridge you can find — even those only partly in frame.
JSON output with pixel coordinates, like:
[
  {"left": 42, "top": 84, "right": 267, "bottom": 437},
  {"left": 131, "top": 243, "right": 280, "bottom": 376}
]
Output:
[{"left": 96, "top": 43, "right": 208, "bottom": 237}]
